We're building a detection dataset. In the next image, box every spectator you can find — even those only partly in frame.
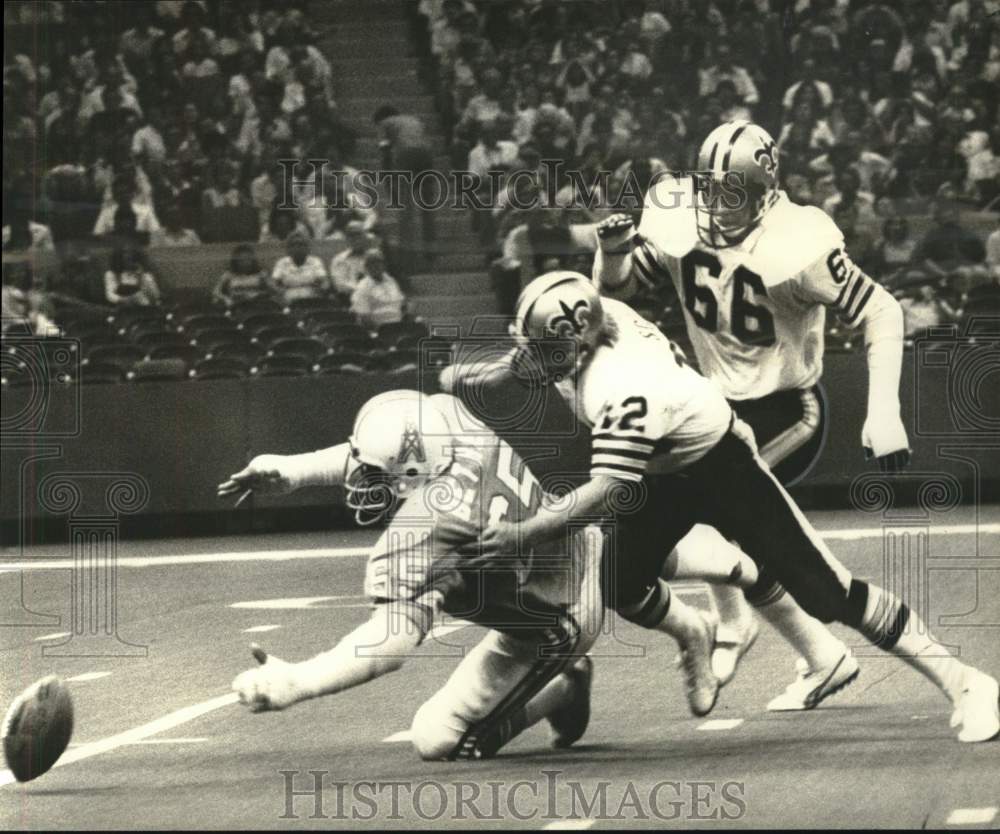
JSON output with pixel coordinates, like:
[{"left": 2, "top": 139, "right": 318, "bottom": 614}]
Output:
[
  {"left": 260, "top": 204, "right": 311, "bottom": 244},
  {"left": 871, "top": 216, "right": 919, "bottom": 284},
  {"left": 93, "top": 176, "right": 160, "bottom": 238},
  {"left": 213, "top": 244, "right": 271, "bottom": 307},
  {"left": 913, "top": 197, "right": 989, "bottom": 285},
  {"left": 350, "top": 249, "right": 407, "bottom": 329},
  {"left": 782, "top": 58, "right": 835, "bottom": 114},
  {"left": 373, "top": 105, "right": 437, "bottom": 268},
  {"left": 987, "top": 219, "right": 1000, "bottom": 282},
  {"left": 269, "top": 230, "right": 330, "bottom": 304},
  {"left": 899, "top": 282, "right": 959, "bottom": 338},
  {"left": 329, "top": 220, "right": 378, "bottom": 298},
  {"left": 2, "top": 202, "right": 55, "bottom": 251},
  {"left": 467, "top": 119, "right": 520, "bottom": 182},
  {"left": 1, "top": 263, "right": 59, "bottom": 336},
  {"left": 822, "top": 168, "right": 878, "bottom": 228},
  {"left": 699, "top": 43, "right": 759, "bottom": 107},
  {"left": 150, "top": 204, "right": 201, "bottom": 247},
  {"left": 104, "top": 245, "right": 161, "bottom": 307}
]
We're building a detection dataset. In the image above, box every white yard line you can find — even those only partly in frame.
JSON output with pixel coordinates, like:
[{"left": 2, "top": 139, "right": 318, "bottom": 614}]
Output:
[
  {"left": 2, "top": 523, "right": 996, "bottom": 571},
  {"left": 241, "top": 625, "right": 282, "bottom": 633},
  {"left": 543, "top": 820, "right": 595, "bottom": 830},
  {"left": 34, "top": 632, "right": 71, "bottom": 641},
  {"left": 129, "top": 737, "right": 209, "bottom": 745},
  {"left": 65, "top": 672, "right": 111, "bottom": 682},
  {"left": 0, "top": 692, "right": 239, "bottom": 788},
  {"left": 381, "top": 730, "right": 413, "bottom": 743},
  {"left": 945, "top": 807, "right": 998, "bottom": 826},
  {"left": 697, "top": 718, "right": 744, "bottom": 731}
]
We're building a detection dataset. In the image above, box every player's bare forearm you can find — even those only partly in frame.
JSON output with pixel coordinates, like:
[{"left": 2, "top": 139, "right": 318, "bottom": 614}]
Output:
[
  {"left": 293, "top": 598, "right": 438, "bottom": 700},
  {"left": 520, "top": 474, "right": 620, "bottom": 549},
  {"left": 440, "top": 346, "right": 520, "bottom": 395}
]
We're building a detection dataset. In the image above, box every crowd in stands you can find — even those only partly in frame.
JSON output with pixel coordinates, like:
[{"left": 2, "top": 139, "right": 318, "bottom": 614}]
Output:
[
  {"left": 3, "top": 0, "right": 1000, "bottom": 379},
  {"left": 2, "top": 0, "right": 419, "bottom": 368},
  {"left": 416, "top": 0, "right": 1000, "bottom": 332}
]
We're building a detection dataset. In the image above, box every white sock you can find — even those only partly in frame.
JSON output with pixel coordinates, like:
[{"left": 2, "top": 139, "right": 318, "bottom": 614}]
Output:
[
  {"left": 859, "top": 583, "right": 970, "bottom": 703},
  {"left": 757, "top": 591, "right": 846, "bottom": 670},
  {"left": 524, "top": 671, "right": 574, "bottom": 726}
]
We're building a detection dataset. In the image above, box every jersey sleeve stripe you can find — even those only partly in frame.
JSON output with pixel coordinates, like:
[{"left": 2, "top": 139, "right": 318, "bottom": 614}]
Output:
[
  {"left": 839, "top": 274, "right": 865, "bottom": 314},
  {"left": 844, "top": 284, "right": 875, "bottom": 325},
  {"left": 593, "top": 449, "right": 652, "bottom": 464},
  {"left": 593, "top": 439, "right": 656, "bottom": 455},
  {"left": 591, "top": 463, "right": 645, "bottom": 480},
  {"left": 592, "top": 433, "right": 657, "bottom": 446}
]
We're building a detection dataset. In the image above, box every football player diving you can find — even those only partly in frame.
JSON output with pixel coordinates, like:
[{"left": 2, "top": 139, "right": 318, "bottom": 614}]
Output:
[
  {"left": 442, "top": 270, "right": 999, "bottom": 743},
  {"left": 218, "top": 389, "right": 717, "bottom": 759},
  {"left": 591, "top": 120, "right": 911, "bottom": 710}
]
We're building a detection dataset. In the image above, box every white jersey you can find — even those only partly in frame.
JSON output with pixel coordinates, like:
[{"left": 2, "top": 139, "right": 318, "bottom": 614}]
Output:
[
  {"left": 554, "top": 297, "right": 733, "bottom": 479},
  {"left": 627, "top": 175, "right": 879, "bottom": 400}
]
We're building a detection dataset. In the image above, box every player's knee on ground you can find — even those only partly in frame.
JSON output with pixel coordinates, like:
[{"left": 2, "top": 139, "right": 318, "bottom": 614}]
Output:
[{"left": 409, "top": 698, "right": 464, "bottom": 761}]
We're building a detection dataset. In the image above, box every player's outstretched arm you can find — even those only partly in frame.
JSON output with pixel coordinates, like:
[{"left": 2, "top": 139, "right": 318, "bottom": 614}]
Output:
[
  {"left": 439, "top": 345, "right": 522, "bottom": 396},
  {"left": 232, "top": 594, "right": 441, "bottom": 712},
  {"left": 217, "top": 443, "right": 352, "bottom": 500}
]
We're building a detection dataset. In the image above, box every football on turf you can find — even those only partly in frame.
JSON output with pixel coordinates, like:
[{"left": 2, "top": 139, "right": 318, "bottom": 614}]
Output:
[{"left": 2, "top": 675, "right": 74, "bottom": 782}]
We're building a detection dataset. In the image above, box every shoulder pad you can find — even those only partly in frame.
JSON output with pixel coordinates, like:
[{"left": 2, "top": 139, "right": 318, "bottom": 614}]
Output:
[
  {"left": 750, "top": 197, "right": 844, "bottom": 287},
  {"left": 639, "top": 175, "right": 697, "bottom": 259}
]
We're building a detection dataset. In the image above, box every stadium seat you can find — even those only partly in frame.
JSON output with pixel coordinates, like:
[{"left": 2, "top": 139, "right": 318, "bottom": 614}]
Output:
[
  {"left": 253, "top": 324, "right": 304, "bottom": 347},
  {"left": 386, "top": 347, "right": 420, "bottom": 371},
  {"left": 84, "top": 343, "right": 145, "bottom": 369},
  {"left": 189, "top": 327, "right": 245, "bottom": 350},
  {"left": 127, "top": 318, "right": 173, "bottom": 341},
  {"left": 145, "top": 343, "right": 203, "bottom": 364},
  {"left": 252, "top": 355, "right": 312, "bottom": 377},
  {"left": 300, "top": 309, "right": 356, "bottom": 332},
  {"left": 206, "top": 341, "right": 258, "bottom": 364},
  {"left": 178, "top": 314, "right": 233, "bottom": 337},
  {"left": 79, "top": 362, "right": 126, "bottom": 385},
  {"left": 267, "top": 337, "right": 331, "bottom": 363},
  {"left": 240, "top": 313, "right": 294, "bottom": 337},
  {"left": 110, "top": 307, "right": 164, "bottom": 332},
  {"left": 192, "top": 357, "right": 248, "bottom": 380},
  {"left": 228, "top": 298, "right": 284, "bottom": 322},
  {"left": 135, "top": 330, "right": 190, "bottom": 351},
  {"left": 286, "top": 297, "right": 347, "bottom": 315},
  {"left": 377, "top": 320, "right": 429, "bottom": 348},
  {"left": 128, "top": 358, "right": 189, "bottom": 383}
]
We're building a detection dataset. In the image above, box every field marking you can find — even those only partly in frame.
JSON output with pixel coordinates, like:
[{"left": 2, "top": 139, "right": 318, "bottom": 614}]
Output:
[
  {"left": 946, "top": 807, "right": 998, "bottom": 826},
  {"left": 230, "top": 595, "right": 362, "bottom": 610},
  {"left": 66, "top": 672, "right": 111, "bottom": 682},
  {"left": 697, "top": 718, "right": 744, "bottom": 731},
  {"left": 129, "top": 737, "right": 209, "bottom": 745},
  {"left": 242, "top": 624, "right": 282, "bottom": 633},
  {"left": 3, "top": 523, "right": 996, "bottom": 572},
  {"left": 544, "top": 821, "right": 595, "bottom": 830},
  {"left": 34, "top": 632, "right": 70, "bottom": 641},
  {"left": 0, "top": 692, "right": 238, "bottom": 788},
  {"left": 382, "top": 730, "right": 413, "bottom": 743},
  {"left": 427, "top": 620, "right": 474, "bottom": 641}
]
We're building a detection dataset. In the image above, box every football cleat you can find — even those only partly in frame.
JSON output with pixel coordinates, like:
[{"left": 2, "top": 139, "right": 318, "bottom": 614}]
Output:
[
  {"left": 711, "top": 617, "right": 760, "bottom": 687},
  {"left": 677, "top": 610, "right": 721, "bottom": 717},
  {"left": 950, "top": 670, "right": 999, "bottom": 743},
  {"left": 548, "top": 655, "right": 593, "bottom": 748},
  {"left": 232, "top": 644, "right": 304, "bottom": 712},
  {"left": 766, "top": 652, "right": 860, "bottom": 711}
]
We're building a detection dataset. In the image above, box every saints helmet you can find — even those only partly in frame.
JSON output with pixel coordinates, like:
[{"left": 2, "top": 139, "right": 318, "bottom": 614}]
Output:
[
  {"left": 345, "top": 389, "right": 454, "bottom": 525},
  {"left": 695, "top": 120, "right": 780, "bottom": 247},
  {"left": 511, "top": 271, "right": 605, "bottom": 380}
]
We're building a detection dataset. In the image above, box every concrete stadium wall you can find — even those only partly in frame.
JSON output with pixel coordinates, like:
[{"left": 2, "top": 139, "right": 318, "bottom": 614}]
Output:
[{"left": 4, "top": 348, "right": 996, "bottom": 544}]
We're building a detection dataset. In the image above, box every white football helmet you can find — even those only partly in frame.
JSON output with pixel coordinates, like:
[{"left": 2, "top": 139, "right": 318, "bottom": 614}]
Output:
[
  {"left": 695, "top": 120, "right": 780, "bottom": 247},
  {"left": 345, "top": 390, "right": 455, "bottom": 525},
  {"left": 511, "top": 270, "right": 606, "bottom": 380}
]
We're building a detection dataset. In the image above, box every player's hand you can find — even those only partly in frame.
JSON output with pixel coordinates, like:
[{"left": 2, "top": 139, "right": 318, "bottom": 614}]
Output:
[
  {"left": 231, "top": 644, "right": 302, "bottom": 712},
  {"left": 217, "top": 454, "right": 295, "bottom": 500},
  {"left": 862, "top": 412, "right": 911, "bottom": 473},
  {"left": 475, "top": 521, "right": 521, "bottom": 560},
  {"left": 596, "top": 213, "right": 636, "bottom": 254}
]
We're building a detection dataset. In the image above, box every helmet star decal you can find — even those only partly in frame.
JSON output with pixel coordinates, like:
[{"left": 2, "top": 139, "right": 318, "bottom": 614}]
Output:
[
  {"left": 397, "top": 421, "right": 426, "bottom": 464},
  {"left": 547, "top": 299, "right": 591, "bottom": 337}
]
